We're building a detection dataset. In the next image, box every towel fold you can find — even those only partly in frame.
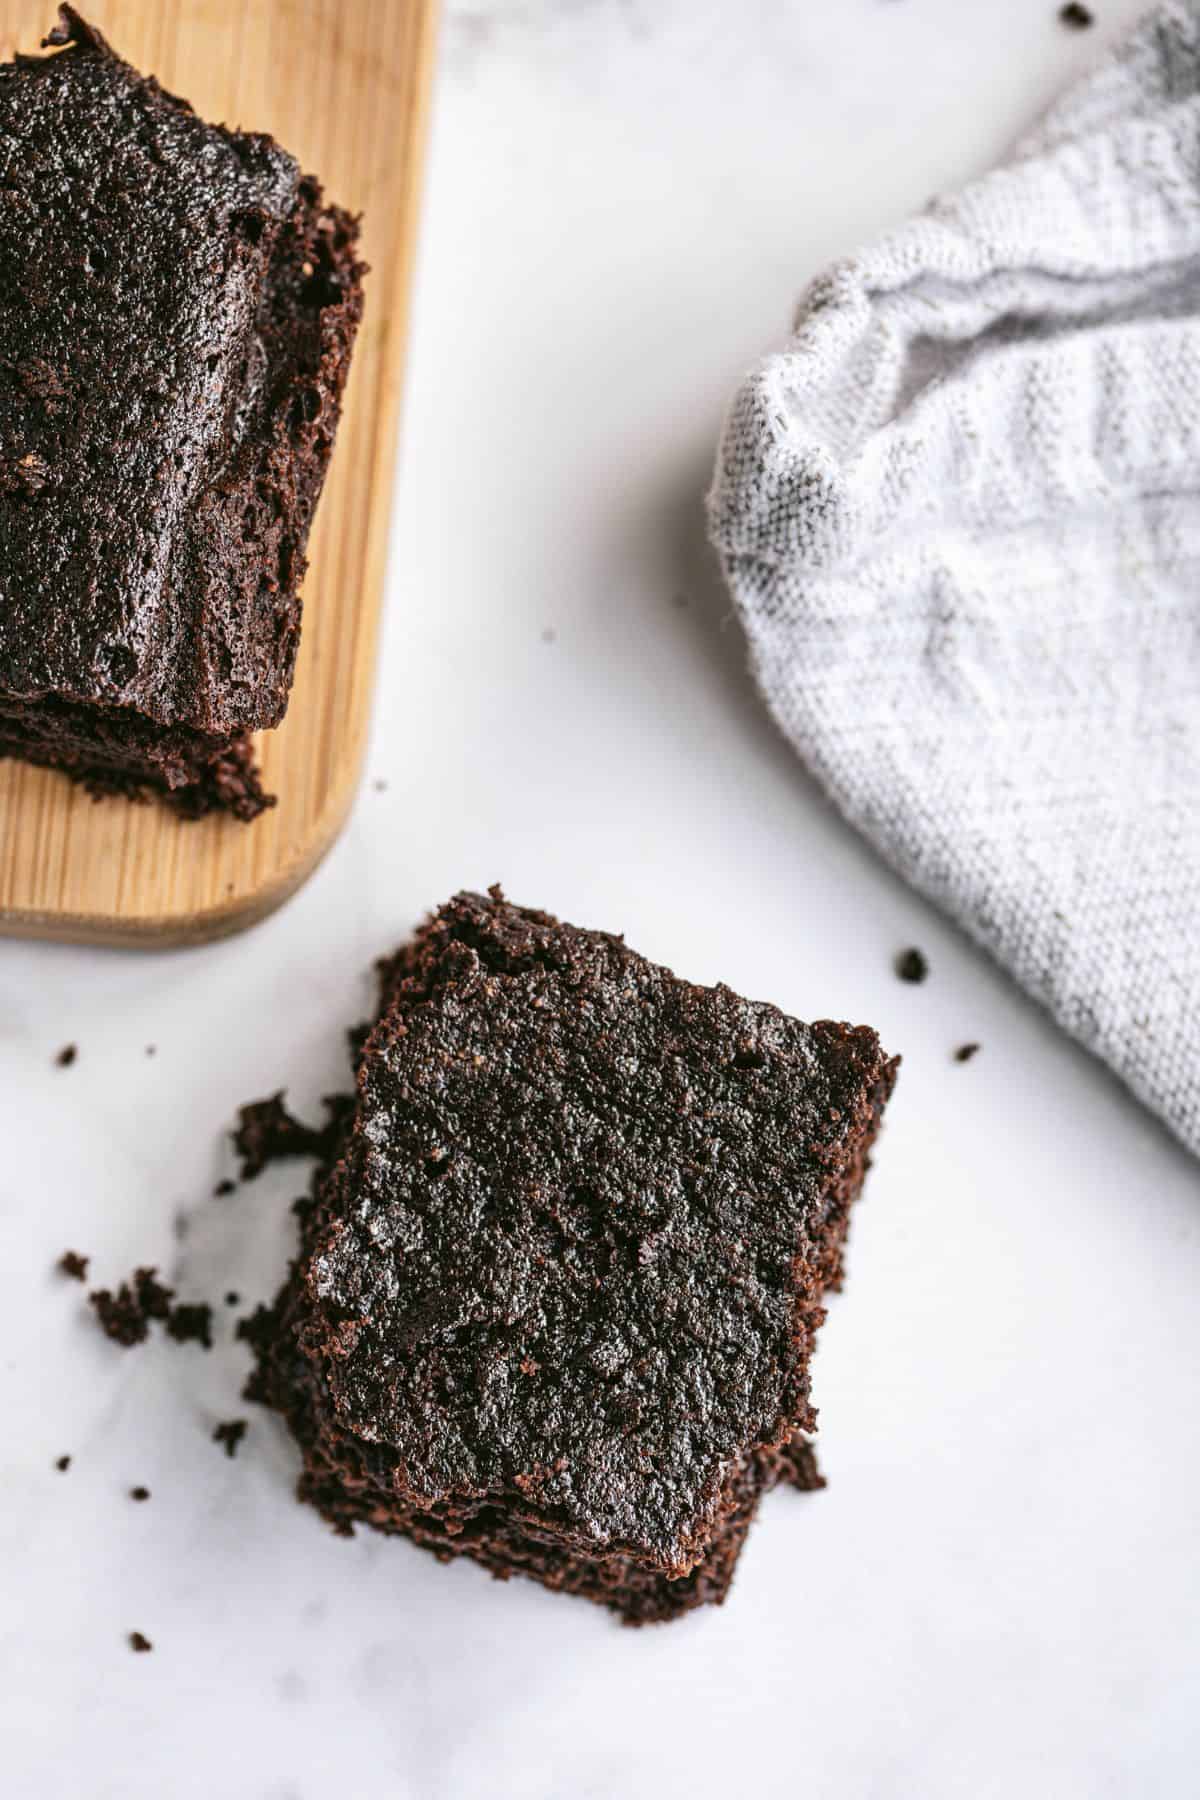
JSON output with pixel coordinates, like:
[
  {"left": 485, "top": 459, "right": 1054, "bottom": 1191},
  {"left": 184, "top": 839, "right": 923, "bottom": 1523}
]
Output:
[{"left": 709, "top": 0, "right": 1200, "bottom": 1157}]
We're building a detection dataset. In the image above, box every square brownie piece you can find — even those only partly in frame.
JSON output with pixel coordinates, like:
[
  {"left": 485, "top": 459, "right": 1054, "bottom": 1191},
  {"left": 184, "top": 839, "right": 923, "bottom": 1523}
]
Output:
[
  {"left": 0, "top": 9, "right": 365, "bottom": 817},
  {"left": 249, "top": 890, "right": 898, "bottom": 1622}
]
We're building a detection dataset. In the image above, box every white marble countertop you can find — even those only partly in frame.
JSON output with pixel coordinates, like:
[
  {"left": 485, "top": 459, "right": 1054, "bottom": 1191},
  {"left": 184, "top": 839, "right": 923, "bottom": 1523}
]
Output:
[{"left": 4, "top": 2, "right": 1197, "bottom": 1796}]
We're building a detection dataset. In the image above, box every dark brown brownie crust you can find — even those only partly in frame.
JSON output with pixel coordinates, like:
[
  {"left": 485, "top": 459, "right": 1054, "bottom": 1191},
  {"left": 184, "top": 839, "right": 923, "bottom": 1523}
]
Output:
[
  {"left": 0, "top": 10, "right": 364, "bottom": 816},
  {"left": 249, "top": 891, "right": 898, "bottom": 1623}
]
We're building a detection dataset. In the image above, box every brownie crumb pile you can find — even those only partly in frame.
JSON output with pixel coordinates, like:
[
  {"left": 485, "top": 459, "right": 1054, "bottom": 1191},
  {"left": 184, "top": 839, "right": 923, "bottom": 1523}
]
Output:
[
  {"left": 89, "top": 1267, "right": 212, "bottom": 1351},
  {"left": 248, "top": 889, "right": 898, "bottom": 1624},
  {"left": 90, "top": 1268, "right": 173, "bottom": 1347}
]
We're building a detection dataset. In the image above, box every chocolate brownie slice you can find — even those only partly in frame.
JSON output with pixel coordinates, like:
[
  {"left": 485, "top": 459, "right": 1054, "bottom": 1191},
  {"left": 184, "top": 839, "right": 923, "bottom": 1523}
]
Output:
[
  {"left": 249, "top": 890, "right": 898, "bottom": 1622},
  {"left": 0, "top": 9, "right": 365, "bottom": 817}
]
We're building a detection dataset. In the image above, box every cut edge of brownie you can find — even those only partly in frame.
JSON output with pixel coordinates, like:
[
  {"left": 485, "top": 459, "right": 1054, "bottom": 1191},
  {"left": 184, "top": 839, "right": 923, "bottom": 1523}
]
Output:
[
  {"left": 0, "top": 693, "right": 274, "bottom": 819},
  {"left": 244, "top": 889, "right": 899, "bottom": 1622}
]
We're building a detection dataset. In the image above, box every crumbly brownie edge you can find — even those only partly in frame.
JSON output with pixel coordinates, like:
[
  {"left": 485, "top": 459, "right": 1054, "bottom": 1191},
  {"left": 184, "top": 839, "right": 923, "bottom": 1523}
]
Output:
[
  {"left": 186, "top": 177, "right": 366, "bottom": 739},
  {"left": 0, "top": 697, "right": 272, "bottom": 820}
]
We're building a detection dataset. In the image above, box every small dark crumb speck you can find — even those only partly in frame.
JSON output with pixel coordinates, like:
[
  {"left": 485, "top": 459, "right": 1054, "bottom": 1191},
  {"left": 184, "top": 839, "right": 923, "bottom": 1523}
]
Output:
[
  {"left": 130, "top": 1486, "right": 150, "bottom": 1502},
  {"left": 55, "top": 1454, "right": 71, "bottom": 1472},
  {"left": 129, "top": 1631, "right": 153, "bottom": 1654},
  {"left": 213, "top": 1418, "right": 247, "bottom": 1459},
  {"left": 212, "top": 1178, "right": 236, "bottom": 1198},
  {"left": 541, "top": 627, "right": 556, "bottom": 644},
  {"left": 145, "top": 1045, "right": 156, "bottom": 1057},
  {"left": 225, "top": 1291, "right": 240, "bottom": 1307},
  {"left": 895, "top": 947, "right": 929, "bottom": 984},
  {"left": 58, "top": 1249, "right": 89, "bottom": 1281},
  {"left": 954, "top": 1043, "right": 981, "bottom": 1063},
  {"left": 1059, "top": 2, "right": 1094, "bottom": 26},
  {"left": 372, "top": 778, "right": 388, "bottom": 793},
  {"left": 55, "top": 1044, "right": 77, "bottom": 1067},
  {"left": 165, "top": 1302, "right": 213, "bottom": 1349}
]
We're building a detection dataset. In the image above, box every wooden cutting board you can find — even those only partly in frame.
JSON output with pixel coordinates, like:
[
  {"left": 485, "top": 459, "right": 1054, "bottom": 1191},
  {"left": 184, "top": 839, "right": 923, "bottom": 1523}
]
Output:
[{"left": 0, "top": 0, "right": 438, "bottom": 946}]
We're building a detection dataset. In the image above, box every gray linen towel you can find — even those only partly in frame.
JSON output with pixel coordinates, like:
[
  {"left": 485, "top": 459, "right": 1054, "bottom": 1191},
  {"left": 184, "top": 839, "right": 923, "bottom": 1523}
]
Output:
[{"left": 709, "top": 1, "right": 1200, "bottom": 1157}]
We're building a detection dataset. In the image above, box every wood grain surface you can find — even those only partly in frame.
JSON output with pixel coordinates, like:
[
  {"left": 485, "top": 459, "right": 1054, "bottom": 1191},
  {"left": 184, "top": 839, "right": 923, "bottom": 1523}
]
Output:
[{"left": 0, "top": 0, "right": 438, "bottom": 946}]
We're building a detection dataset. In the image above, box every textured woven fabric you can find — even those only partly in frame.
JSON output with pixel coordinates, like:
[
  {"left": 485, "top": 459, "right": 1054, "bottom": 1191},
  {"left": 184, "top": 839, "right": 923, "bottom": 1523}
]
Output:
[{"left": 709, "top": 2, "right": 1200, "bottom": 1157}]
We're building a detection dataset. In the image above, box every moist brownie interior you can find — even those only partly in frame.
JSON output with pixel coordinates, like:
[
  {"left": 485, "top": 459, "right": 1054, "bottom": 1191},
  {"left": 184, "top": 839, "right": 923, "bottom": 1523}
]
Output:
[
  {"left": 0, "top": 8, "right": 364, "bottom": 817},
  {"left": 248, "top": 889, "right": 898, "bottom": 1623}
]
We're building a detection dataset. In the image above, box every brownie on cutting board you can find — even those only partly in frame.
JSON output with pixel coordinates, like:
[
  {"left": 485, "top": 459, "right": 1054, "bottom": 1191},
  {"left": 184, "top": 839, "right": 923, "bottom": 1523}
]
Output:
[
  {"left": 0, "top": 8, "right": 364, "bottom": 817},
  {"left": 247, "top": 889, "right": 899, "bottom": 1622}
]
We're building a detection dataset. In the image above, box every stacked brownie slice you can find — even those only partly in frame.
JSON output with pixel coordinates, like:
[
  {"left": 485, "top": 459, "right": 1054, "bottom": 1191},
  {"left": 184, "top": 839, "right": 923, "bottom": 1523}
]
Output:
[
  {"left": 0, "top": 9, "right": 364, "bottom": 816},
  {"left": 248, "top": 889, "right": 898, "bottom": 1622}
]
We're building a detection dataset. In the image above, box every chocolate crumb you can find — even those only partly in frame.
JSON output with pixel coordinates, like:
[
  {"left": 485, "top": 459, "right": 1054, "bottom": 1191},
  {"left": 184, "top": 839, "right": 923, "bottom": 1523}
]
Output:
[
  {"left": 236, "top": 1302, "right": 276, "bottom": 1355},
  {"left": 130, "top": 1486, "right": 151, "bottom": 1502},
  {"left": 1059, "top": 2, "right": 1094, "bottom": 26},
  {"left": 212, "top": 1178, "right": 236, "bottom": 1198},
  {"left": 129, "top": 1631, "right": 153, "bottom": 1654},
  {"left": 134, "top": 1268, "right": 173, "bottom": 1318},
  {"left": 233, "top": 1091, "right": 352, "bottom": 1180},
  {"left": 165, "top": 1302, "right": 213, "bottom": 1350},
  {"left": 58, "top": 1249, "right": 89, "bottom": 1281},
  {"left": 55, "top": 1454, "right": 71, "bottom": 1472},
  {"left": 55, "top": 1043, "right": 77, "bottom": 1067},
  {"left": 225, "top": 1291, "right": 240, "bottom": 1307},
  {"left": 895, "top": 947, "right": 929, "bottom": 984},
  {"left": 213, "top": 1419, "right": 247, "bottom": 1459},
  {"left": 372, "top": 779, "right": 388, "bottom": 792},
  {"left": 954, "top": 1042, "right": 981, "bottom": 1063},
  {"left": 88, "top": 1263, "right": 218, "bottom": 1352},
  {"left": 89, "top": 1268, "right": 174, "bottom": 1346}
]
